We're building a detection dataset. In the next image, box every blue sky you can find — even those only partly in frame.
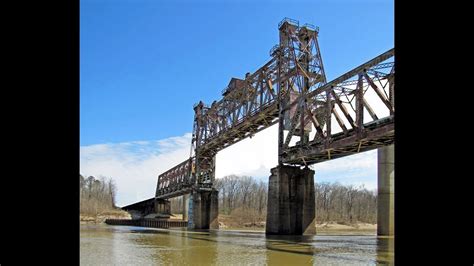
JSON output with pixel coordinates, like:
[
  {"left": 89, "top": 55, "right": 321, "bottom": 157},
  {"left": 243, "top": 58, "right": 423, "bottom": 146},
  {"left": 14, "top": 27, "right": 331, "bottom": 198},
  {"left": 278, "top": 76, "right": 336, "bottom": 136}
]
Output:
[{"left": 80, "top": 0, "right": 393, "bottom": 206}]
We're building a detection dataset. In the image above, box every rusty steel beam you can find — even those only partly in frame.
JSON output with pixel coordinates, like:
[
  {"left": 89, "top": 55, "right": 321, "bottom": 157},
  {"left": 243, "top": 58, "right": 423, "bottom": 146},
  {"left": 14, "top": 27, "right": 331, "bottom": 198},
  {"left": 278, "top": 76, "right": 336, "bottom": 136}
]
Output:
[
  {"left": 155, "top": 158, "right": 194, "bottom": 199},
  {"left": 282, "top": 117, "right": 394, "bottom": 165},
  {"left": 280, "top": 48, "right": 395, "bottom": 114},
  {"left": 279, "top": 49, "right": 394, "bottom": 166}
]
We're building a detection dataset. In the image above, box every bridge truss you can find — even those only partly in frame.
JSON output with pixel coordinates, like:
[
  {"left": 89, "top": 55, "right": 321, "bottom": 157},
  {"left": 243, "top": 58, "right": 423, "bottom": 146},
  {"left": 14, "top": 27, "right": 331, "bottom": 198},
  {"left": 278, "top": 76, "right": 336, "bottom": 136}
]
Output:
[{"left": 155, "top": 18, "right": 394, "bottom": 199}]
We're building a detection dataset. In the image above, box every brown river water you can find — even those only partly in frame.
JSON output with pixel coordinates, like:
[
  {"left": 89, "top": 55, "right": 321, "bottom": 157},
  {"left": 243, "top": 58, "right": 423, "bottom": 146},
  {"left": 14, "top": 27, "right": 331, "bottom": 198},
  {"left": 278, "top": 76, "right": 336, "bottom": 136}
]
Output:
[{"left": 80, "top": 224, "right": 394, "bottom": 265}]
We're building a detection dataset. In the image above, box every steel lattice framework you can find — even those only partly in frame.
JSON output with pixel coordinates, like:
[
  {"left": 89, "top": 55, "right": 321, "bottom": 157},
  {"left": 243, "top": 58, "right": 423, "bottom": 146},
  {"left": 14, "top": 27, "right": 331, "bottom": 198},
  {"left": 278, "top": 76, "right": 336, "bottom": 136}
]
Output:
[
  {"left": 280, "top": 48, "right": 394, "bottom": 165},
  {"left": 155, "top": 18, "right": 394, "bottom": 199}
]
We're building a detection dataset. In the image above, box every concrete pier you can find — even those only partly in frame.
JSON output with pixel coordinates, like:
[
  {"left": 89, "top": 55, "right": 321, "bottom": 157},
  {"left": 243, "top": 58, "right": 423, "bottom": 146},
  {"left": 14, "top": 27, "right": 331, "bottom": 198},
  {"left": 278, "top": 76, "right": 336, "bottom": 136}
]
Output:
[
  {"left": 154, "top": 199, "right": 171, "bottom": 214},
  {"left": 266, "top": 165, "right": 316, "bottom": 235},
  {"left": 188, "top": 189, "right": 219, "bottom": 229},
  {"left": 182, "top": 194, "right": 189, "bottom": 221},
  {"left": 153, "top": 199, "right": 171, "bottom": 219},
  {"left": 377, "top": 145, "right": 395, "bottom": 236}
]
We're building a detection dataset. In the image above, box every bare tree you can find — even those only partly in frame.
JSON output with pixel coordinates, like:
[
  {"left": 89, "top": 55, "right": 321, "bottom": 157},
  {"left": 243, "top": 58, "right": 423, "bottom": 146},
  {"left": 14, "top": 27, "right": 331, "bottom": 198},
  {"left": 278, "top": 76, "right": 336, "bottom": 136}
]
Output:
[{"left": 80, "top": 174, "right": 119, "bottom": 215}]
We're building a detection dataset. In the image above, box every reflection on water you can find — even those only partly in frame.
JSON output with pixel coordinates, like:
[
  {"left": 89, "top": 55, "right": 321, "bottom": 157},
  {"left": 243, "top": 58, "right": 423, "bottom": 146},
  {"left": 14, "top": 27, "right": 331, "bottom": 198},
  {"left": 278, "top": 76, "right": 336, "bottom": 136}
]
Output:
[{"left": 80, "top": 224, "right": 394, "bottom": 265}]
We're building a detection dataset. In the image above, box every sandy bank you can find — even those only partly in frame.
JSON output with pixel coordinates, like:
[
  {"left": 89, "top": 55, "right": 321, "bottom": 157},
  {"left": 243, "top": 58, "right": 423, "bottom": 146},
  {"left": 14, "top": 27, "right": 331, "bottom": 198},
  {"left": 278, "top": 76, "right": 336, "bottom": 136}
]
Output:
[{"left": 80, "top": 209, "right": 131, "bottom": 224}]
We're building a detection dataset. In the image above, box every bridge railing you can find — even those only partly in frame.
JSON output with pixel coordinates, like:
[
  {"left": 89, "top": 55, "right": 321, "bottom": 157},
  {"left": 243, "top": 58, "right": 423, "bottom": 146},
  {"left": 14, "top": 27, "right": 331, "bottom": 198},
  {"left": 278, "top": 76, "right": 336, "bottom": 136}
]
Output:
[{"left": 278, "top": 17, "right": 299, "bottom": 29}]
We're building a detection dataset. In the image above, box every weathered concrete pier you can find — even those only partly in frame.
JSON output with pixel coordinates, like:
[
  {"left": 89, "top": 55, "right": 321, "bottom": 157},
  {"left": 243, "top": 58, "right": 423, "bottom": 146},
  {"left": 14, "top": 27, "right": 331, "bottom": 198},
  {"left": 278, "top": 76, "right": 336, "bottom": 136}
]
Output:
[
  {"left": 266, "top": 166, "right": 316, "bottom": 235},
  {"left": 377, "top": 145, "right": 395, "bottom": 236},
  {"left": 188, "top": 190, "right": 219, "bottom": 229}
]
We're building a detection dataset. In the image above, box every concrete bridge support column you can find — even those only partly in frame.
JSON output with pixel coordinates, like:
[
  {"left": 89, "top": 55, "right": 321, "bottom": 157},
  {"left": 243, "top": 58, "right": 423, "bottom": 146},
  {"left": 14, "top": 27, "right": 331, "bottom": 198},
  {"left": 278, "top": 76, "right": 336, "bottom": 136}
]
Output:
[
  {"left": 154, "top": 199, "right": 171, "bottom": 214},
  {"left": 154, "top": 199, "right": 171, "bottom": 218},
  {"left": 187, "top": 189, "right": 219, "bottom": 230},
  {"left": 266, "top": 165, "right": 316, "bottom": 235},
  {"left": 377, "top": 144, "right": 395, "bottom": 236},
  {"left": 182, "top": 194, "right": 189, "bottom": 221}
]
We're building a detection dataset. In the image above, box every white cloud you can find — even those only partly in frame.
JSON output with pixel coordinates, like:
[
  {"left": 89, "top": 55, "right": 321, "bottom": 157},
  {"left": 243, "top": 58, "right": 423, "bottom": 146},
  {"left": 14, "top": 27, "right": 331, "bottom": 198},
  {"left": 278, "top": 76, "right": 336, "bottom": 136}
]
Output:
[
  {"left": 81, "top": 125, "right": 380, "bottom": 206},
  {"left": 80, "top": 133, "right": 192, "bottom": 207},
  {"left": 311, "top": 150, "right": 378, "bottom": 190},
  {"left": 215, "top": 125, "right": 278, "bottom": 179}
]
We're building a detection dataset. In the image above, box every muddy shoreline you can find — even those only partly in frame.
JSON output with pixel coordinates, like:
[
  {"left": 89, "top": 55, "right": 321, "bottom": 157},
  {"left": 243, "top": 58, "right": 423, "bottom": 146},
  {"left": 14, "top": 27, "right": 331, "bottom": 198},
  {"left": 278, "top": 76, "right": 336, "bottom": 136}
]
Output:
[
  {"left": 85, "top": 212, "right": 376, "bottom": 235},
  {"left": 80, "top": 209, "right": 131, "bottom": 224}
]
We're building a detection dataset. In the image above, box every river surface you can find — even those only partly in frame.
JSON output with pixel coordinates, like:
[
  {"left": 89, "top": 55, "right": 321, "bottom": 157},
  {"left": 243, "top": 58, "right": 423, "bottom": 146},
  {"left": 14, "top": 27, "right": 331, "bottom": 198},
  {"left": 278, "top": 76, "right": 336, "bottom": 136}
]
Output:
[{"left": 80, "top": 224, "right": 394, "bottom": 265}]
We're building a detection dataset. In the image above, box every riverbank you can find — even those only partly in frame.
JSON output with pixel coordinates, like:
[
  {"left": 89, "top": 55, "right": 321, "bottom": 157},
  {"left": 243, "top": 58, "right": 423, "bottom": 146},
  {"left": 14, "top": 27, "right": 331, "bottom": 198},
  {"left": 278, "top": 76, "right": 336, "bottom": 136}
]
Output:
[
  {"left": 80, "top": 209, "right": 131, "bottom": 224},
  {"left": 218, "top": 223, "right": 376, "bottom": 235},
  {"left": 216, "top": 214, "right": 376, "bottom": 234},
  {"left": 315, "top": 222, "right": 376, "bottom": 235}
]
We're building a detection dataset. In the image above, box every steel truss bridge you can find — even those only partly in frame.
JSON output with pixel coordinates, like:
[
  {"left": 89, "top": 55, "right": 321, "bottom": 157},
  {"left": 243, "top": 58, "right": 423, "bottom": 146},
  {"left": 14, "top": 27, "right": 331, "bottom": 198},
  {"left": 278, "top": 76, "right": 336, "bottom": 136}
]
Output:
[{"left": 155, "top": 18, "right": 394, "bottom": 200}]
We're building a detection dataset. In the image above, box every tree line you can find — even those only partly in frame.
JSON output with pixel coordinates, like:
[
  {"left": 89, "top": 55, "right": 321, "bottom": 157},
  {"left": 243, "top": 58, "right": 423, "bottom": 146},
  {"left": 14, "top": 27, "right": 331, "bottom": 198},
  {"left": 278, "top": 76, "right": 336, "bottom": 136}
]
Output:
[
  {"left": 80, "top": 174, "right": 117, "bottom": 215},
  {"left": 170, "top": 175, "right": 377, "bottom": 224},
  {"left": 315, "top": 182, "right": 377, "bottom": 224}
]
